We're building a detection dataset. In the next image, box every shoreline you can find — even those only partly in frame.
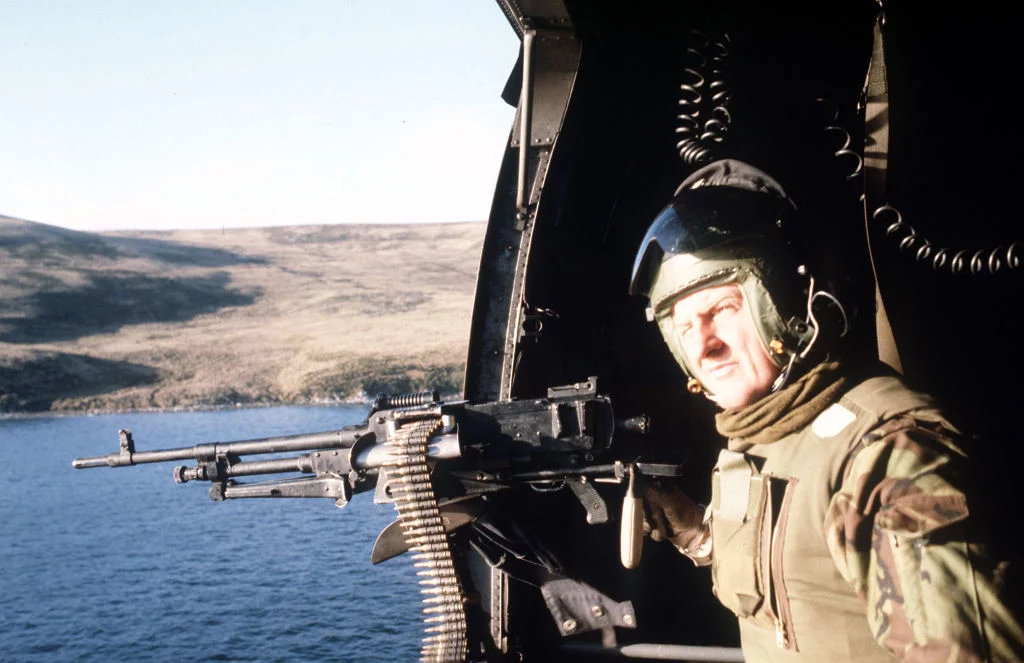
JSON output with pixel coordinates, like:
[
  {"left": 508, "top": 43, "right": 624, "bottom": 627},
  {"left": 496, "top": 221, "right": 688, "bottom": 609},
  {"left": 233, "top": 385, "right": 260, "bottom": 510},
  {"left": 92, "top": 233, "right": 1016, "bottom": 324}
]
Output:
[
  {"left": 0, "top": 398, "right": 373, "bottom": 421},
  {"left": 0, "top": 390, "right": 464, "bottom": 421}
]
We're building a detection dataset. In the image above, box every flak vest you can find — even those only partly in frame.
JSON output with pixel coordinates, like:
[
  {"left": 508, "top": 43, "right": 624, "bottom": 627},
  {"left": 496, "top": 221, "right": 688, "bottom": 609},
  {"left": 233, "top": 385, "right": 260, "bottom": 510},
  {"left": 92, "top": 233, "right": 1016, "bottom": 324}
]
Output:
[{"left": 709, "top": 376, "right": 939, "bottom": 662}]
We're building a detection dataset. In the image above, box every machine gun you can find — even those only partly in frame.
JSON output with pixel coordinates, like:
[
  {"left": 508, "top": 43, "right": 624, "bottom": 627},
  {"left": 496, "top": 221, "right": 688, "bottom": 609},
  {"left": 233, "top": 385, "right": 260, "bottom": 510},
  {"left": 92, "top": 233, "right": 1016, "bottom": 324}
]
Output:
[{"left": 72, "top": 377, "right": 683, "bottom": 660}]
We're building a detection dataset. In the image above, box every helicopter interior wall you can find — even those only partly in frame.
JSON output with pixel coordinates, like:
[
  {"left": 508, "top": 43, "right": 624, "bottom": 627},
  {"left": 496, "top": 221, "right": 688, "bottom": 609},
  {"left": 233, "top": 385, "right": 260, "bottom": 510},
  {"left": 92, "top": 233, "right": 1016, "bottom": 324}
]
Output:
[
  {"left": 487, "top": 1, "right": 883, "bottom": 654},
  {"left": 507, "top": 0, "right": 884, "bottom": 394},
  {"left": 468, "top": 0, "right": 1023, "bottom": 656}
]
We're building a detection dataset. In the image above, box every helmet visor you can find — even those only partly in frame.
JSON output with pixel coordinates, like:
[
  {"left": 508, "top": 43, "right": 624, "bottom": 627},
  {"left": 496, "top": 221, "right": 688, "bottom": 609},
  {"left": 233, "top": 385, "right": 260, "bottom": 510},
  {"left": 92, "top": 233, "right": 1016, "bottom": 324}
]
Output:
[{"left": 629, "top": 187, "right": 792, "bottom": 298}]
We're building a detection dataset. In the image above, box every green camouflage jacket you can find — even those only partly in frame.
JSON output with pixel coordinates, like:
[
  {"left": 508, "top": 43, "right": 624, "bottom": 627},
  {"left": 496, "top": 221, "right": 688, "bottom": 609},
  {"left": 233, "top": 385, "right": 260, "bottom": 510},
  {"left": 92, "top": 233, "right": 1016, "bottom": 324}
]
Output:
[{"left": 701, "top": 374, "right": 1022, "bottom": 661}]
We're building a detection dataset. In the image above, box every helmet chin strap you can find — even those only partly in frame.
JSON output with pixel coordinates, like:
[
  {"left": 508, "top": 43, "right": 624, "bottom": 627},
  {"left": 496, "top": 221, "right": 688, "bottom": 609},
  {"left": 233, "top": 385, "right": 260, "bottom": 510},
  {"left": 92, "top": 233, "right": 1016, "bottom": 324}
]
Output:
[{"left": 771, "top": 354, "right": 798, "bottom": 393}]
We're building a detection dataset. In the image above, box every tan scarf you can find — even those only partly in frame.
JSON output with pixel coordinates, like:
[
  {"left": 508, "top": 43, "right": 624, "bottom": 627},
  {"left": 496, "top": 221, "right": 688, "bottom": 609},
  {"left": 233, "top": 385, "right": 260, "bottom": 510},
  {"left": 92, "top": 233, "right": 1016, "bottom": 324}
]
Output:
[{"left": 714, "top": 360, "right": 847, "bottom": 451}]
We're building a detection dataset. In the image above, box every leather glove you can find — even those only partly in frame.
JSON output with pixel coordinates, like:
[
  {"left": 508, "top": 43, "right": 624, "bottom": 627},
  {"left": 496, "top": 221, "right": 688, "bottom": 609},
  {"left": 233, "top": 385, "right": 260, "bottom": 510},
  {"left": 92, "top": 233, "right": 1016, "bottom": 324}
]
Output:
[{"left": 643, "top": 481, "right": 706, "bottom": 551}]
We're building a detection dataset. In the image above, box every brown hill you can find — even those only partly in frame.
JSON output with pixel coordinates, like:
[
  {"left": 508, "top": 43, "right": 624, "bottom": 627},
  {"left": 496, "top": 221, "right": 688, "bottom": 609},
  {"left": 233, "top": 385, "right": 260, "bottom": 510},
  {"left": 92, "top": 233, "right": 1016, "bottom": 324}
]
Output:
[{"left": 0, "top": 215, "right": 484, "bottom": 413}]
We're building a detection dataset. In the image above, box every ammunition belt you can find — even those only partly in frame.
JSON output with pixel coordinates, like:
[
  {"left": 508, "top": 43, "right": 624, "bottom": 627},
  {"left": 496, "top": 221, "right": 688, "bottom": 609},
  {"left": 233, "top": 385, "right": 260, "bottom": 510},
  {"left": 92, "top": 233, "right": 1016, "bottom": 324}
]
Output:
[{"left": 385, "top": 417, "right": 468, "bottom": 662}]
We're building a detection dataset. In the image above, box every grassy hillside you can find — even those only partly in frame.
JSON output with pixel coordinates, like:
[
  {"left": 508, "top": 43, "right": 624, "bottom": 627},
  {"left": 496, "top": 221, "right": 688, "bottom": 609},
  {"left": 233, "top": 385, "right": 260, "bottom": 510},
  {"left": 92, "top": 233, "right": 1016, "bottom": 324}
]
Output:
[{"left": 0, "top": 215, "right": 485, "bottom": 413}]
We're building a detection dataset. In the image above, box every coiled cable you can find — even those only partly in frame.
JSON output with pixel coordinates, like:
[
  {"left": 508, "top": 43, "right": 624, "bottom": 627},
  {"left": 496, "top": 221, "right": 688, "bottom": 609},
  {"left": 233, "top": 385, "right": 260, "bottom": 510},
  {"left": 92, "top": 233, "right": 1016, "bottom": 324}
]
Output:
[
  {"left": 817, "top": 98, "right": 865, "bottom": 200},
  {"left": 676, "top": 30, "right": 731, "bottom": 166},
  {"left": 872, "top": 205, "right": 1021, "bottom": 276},
  {"left": 816, "top": 99, "right": 1020, "bottom": 277}
]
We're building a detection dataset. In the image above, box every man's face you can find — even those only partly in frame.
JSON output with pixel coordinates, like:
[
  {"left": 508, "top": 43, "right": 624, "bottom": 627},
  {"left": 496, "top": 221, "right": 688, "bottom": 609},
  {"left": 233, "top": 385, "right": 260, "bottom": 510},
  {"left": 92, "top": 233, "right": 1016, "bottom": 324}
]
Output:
[{"left": 670, "top": 283, "right": 781, "bottom": 410}]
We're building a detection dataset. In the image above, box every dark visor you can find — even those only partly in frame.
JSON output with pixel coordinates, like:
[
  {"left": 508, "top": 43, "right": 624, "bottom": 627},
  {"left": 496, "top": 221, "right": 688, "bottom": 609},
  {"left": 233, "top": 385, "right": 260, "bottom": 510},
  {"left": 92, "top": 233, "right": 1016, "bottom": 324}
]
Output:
[{"left": 628, "top": 187, "right": 791, "bottom": 297}]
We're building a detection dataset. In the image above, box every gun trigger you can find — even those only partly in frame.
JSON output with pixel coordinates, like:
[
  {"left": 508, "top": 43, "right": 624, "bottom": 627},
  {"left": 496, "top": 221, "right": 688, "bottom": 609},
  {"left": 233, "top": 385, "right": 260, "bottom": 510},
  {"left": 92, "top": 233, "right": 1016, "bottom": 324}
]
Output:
[{"left": 567, "top": 479, "right": 609, "bottom": 525}]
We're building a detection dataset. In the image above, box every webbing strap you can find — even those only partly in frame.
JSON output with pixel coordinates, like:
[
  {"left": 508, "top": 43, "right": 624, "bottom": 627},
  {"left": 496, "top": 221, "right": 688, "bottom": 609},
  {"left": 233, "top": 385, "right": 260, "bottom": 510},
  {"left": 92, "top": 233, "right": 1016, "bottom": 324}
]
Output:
[{"left": 862, "top": 9, "right": 904, "bottom": 374}]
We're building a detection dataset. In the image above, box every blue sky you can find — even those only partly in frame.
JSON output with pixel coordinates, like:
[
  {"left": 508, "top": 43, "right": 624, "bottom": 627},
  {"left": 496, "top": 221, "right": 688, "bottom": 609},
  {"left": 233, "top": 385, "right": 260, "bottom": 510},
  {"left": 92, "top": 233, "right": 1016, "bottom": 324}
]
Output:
[{"left": 0, "top": 1, "right": 520, "bottom": 231}]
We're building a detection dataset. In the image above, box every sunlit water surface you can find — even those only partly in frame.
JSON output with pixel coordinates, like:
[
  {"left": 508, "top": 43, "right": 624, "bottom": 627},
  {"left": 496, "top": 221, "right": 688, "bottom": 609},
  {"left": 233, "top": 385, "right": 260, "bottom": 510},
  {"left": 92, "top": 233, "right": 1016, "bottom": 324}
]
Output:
[{"left": 0, "top": 406, "right": 422, "bottom": 662}]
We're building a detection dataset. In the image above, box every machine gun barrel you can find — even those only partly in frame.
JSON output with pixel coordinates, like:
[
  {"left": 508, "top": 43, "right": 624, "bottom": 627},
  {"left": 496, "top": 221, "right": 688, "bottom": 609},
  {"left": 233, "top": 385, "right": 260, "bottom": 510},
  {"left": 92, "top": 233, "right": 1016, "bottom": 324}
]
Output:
[
  {"left": 71, "top": 425, "right": 369, "bottom": 469},
  {"left": 166, "top": 433, "right": 462, "bottom": 484}
]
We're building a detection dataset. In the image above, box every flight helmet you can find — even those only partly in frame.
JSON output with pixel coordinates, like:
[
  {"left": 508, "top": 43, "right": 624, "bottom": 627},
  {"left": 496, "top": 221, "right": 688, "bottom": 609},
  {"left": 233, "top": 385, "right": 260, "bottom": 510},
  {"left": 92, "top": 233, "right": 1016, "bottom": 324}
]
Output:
[{"left": 630, "top": 159, "right": 844, "bottom": 392}]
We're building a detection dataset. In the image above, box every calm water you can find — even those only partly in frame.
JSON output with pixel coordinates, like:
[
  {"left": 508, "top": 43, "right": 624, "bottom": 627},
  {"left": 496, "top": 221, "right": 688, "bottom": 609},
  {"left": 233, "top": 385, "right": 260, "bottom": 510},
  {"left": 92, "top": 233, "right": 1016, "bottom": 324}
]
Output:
[{"left": 0, "top": 406, "right": 423, "bottom": 662}]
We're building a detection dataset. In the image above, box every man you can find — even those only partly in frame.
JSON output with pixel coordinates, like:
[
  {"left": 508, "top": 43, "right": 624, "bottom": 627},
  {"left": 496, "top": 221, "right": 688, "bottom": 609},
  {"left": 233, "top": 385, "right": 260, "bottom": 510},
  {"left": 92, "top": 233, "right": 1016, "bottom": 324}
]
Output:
[{"left": 628, "top": 159, "right": 1022, "bottom": 661}]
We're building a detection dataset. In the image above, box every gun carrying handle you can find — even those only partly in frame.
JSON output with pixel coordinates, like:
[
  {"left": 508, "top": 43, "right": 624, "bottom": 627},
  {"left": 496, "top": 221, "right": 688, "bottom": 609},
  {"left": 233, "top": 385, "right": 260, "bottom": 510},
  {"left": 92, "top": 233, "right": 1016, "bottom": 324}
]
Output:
[{"left": 620, "top": 466, "right": 644, "bottom": 569}]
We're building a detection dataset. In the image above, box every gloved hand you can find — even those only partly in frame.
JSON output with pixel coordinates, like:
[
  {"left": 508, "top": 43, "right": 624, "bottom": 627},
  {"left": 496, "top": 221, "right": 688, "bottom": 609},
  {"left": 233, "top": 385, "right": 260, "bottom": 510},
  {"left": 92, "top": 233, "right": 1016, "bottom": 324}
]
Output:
[{"left": 643, "top": 481, "right": 706, "bottom": 551}]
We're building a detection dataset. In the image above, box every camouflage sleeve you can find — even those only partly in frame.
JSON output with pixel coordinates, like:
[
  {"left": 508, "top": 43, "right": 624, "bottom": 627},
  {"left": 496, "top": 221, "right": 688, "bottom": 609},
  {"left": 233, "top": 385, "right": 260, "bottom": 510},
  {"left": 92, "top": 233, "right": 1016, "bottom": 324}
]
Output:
[{"left": 824, "top": 415, "right": 1023, "bottom": 662}]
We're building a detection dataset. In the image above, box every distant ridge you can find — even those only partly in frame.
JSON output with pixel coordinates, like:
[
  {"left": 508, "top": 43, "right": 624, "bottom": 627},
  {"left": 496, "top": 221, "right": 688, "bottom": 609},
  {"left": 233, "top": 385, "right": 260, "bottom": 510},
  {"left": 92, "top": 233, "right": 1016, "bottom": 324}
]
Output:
[{"left": 0, "top": 216, "right": 485, "bottom": 413}]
